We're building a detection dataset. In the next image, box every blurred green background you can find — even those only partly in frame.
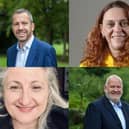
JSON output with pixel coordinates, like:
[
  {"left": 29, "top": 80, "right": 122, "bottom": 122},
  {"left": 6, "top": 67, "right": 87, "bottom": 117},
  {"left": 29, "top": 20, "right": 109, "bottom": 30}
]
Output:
[
  {"left": 69, "top": 67, "right": 129, "bottom": 129},
  {"left": 0, "top": 0, "right": 68, "bottom": 67}
]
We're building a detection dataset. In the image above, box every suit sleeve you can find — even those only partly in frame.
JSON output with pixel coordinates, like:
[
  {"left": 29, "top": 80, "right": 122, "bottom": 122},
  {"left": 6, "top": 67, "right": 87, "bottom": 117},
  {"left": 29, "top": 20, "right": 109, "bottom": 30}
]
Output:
[
  {"left": 84, "top": 103, "right": 102, "bottom": 129},
  {"left": 44, "top": 47, "right": 57, "bottom": 67}
]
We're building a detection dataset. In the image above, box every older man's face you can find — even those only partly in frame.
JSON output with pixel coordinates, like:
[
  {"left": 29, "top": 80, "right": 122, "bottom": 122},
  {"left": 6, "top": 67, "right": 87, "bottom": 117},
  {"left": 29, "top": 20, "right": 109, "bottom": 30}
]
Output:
[
  {"left": 3, "top": 68, "right": 49, "bottom": 125},
  {"left": 104, "top": 77, "right": 123, "bottom": 103}
]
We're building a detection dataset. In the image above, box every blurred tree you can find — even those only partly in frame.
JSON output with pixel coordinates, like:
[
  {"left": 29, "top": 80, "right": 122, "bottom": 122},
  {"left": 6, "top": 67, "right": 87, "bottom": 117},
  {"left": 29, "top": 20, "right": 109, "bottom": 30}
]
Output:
[{"left": 85, "top": 67, "right": 110, "bottom": 77}]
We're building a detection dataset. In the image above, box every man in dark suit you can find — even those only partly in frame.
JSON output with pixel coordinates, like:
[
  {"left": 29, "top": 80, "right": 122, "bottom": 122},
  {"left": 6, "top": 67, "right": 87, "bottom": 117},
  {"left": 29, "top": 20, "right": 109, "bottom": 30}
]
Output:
[
  {"left": 84, "top": 74, "right": 129, "bottom": 129},
  {"left": 7, "top": 8, "right": 57, "bottom": 67}
]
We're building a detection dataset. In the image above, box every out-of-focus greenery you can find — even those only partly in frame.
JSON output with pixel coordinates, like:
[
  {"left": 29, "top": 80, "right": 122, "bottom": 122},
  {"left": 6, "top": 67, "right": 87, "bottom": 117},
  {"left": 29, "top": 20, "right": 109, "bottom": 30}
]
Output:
[
  {"left": 53, "top": 43, "right": 68, "bottom": 55},
  {"left": 0, "top": 55, "right": 6, "bottom": 67},
  {"left": 69, "top": 67, "right": 129, "bottom": 129}
]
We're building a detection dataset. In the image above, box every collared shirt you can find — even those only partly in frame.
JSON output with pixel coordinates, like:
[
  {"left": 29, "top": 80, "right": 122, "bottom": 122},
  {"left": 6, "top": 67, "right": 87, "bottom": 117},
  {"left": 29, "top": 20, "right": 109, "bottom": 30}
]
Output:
[
  {"left": 15, "top": 35, "right": 34, "bottom": 67},
  {"left": 110, "top": 101, "right": 126, "bottom": 129}
]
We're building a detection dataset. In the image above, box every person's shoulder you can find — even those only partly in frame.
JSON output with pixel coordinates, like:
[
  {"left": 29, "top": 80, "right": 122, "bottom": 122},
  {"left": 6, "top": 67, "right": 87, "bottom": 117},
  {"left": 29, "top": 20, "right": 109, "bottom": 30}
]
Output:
[
  {"left": 87, "top": 96, "right": 107, "bottom": 110},
  {"left": 47, "top": 105, "right": 68, "bottom": 129},
  {"left": 7, "top": 43, "right": 17, "bottom": 51},
  {"left": 85, "top": 97, "right": 106, "bottom": 115},
  {"left": 0, "top": 115, "right": 10, "bottom": 129},
  {"left": 50, "top": 105, "right": 68, "bottom": 117},
  {"left": 34, "top": 37, "right": 53, "bottom": 49},
  {"left": 0, "top": 99, "right": 11, "bottom": 129},
  {"left": 90, "top": 96, "right": 105, "bottom": 106},
  {"left": 122, "top": 100, "right": 129, "bottom": 108}
]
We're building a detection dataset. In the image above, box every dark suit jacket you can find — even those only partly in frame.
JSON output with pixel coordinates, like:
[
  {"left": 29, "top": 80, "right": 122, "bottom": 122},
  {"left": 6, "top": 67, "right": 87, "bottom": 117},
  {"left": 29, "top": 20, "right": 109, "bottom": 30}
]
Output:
[
  {"left": 84, "top": 96, "right": 129, "bottom": 129},
  {"left": 0, "top": 105, "right": 68, "bottom": 129},
  {"left": 7, "top": 37, "right": 57, "bottom": 67}
]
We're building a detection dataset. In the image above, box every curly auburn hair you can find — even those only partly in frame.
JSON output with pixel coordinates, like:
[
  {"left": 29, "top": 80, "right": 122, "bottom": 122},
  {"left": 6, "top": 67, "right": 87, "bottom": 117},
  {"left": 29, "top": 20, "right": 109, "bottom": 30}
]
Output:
[{"left": 80, "top": 0, "right": 129, "bottom": 67}]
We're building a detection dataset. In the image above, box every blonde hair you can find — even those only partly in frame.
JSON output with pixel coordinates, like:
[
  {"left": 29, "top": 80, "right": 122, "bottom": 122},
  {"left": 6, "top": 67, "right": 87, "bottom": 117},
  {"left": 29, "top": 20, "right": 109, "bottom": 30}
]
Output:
[
  {"left": 0, "top": 68, "right": 68, "bottom": 129},
  {"left": 38, "top": 68, "right": 68, "bottom": 129}
]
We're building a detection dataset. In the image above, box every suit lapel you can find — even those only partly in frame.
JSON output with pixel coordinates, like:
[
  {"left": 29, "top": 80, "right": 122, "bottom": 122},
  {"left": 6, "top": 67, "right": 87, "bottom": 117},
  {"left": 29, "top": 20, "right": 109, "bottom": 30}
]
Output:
[
  {"left": 12, "top": 46, "right": 17, "bottom": 66},
  {"left": 25, "top": 38, "right": 37, "bottom": 66},
  {"left": 121, "top": 103, "right": 129, "bottom": 129},
  {"left": 103, "top": 96, "right": 122, "bottom": 128}
]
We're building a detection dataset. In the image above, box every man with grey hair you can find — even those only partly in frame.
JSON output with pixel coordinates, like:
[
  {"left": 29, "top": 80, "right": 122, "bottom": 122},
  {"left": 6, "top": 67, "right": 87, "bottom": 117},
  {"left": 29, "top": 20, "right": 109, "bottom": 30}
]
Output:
[
  {"left": 7, "top": 8, "right": 57, "bottom": 67},
  {"left": 84, "top": 74, "right": 129, "bottom": 129}
]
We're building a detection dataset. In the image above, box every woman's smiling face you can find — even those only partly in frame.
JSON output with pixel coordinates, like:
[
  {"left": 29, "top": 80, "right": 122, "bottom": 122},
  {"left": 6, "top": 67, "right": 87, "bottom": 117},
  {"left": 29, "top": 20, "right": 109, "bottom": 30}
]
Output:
[
  {"left": 101, "top": 7, "right": 129, "bottom": 53},
  {"left": 3, "top": 68, "right": 49, "bottom": 125}
]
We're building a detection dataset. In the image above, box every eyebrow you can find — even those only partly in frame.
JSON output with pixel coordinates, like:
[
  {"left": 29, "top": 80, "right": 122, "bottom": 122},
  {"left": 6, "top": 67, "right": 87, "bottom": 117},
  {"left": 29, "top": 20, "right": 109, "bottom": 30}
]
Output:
[
  {"left": 6, "top": 80, "right": 21, "bottom": 85},
  {"left": 104, "top": 19, "right": 128, "bottom": 22},
  {"left": 31, "top": 81, "right": 46, "bottom": 87},
  {"left": 7, "top": 80, "right": 43, "bottom": 83}
]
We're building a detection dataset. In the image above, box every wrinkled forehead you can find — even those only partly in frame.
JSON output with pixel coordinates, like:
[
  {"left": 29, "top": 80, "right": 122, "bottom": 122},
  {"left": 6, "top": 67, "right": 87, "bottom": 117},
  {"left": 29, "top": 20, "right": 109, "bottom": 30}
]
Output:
[
  {"left": 12, "top": 12, "right": 32, "bottom": 23},
  {"left": 107, "top": 77, "right": 123, "bottom": 86}
]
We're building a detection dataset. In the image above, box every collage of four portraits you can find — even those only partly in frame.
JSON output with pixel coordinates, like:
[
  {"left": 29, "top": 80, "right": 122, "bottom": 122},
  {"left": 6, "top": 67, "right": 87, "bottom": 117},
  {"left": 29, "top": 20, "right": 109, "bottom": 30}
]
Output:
[{"left": 1, "top": 0, "right": 129, "bottom": 129}]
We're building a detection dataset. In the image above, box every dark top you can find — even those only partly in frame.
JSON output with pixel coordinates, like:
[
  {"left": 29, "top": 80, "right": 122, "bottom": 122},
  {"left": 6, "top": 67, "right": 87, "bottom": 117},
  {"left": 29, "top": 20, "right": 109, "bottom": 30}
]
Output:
[
  {"left": 84, "top": 96, "right": 129, "bottom": 129},
  {"left": 0, "top": 104, "right": 68, "bottom": 129}
]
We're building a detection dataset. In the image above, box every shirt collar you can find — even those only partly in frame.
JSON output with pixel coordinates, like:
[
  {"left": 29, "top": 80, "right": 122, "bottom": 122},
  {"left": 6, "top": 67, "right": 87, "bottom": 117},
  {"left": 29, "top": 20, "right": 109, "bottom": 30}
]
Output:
[
  {"left": 110, "top": 100, "right": 122, "bottom": 108},
  {"left": 16, "top": 35, "right": 34, "bottom": 51}
]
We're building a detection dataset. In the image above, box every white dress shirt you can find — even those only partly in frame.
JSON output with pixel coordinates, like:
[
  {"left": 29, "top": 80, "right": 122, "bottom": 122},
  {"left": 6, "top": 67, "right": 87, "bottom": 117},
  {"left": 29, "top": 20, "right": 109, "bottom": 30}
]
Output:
[{"left": 15, "top": 35, "right": 34, "bottom": 67}]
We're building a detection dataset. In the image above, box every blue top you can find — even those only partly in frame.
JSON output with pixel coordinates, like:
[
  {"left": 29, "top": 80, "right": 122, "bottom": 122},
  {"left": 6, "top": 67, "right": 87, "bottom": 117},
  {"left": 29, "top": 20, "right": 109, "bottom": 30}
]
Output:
[{"left": 7, "top": 37, "right": 57, "bottom": 67}]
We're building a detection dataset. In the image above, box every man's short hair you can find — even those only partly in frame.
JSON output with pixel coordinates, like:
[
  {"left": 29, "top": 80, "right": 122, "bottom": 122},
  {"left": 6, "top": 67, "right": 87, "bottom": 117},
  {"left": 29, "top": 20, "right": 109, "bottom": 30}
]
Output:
[{"left": 12, "top": 8, "right": 33, "bottom": 22}]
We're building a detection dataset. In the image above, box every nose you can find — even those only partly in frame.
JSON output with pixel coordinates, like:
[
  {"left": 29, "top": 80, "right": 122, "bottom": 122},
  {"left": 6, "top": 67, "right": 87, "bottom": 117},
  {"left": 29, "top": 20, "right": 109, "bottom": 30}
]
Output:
[
  {"left": 114, "top": 88, "right": 118, "bottom": 92},
  {"left": 18, "top": 23, "right": 24, "bottom": 30},
  {"left": 19, "top": 90, "right": 31, "bottom": 106},
  {"left": 113, "top": 23, "right": 122, "bottom": 32},
  {"left": 114, "top": 86, "right": 120, "bottom": 92}
]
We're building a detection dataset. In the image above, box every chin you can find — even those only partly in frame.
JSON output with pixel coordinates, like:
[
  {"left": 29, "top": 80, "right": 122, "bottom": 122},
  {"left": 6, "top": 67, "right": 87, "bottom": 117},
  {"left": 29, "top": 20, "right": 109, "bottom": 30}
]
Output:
[
  {"left": 112, "top": 97, "right": 120, "bottom": 103},
  {"left": 15, "top": 117, "right": 36, "bottom": 124},
  {"left": 19, "top": 39, "right": 27, "bottom": 42},
  {"left": 112, "top": 43, "right": 124, "bottom": 49}
]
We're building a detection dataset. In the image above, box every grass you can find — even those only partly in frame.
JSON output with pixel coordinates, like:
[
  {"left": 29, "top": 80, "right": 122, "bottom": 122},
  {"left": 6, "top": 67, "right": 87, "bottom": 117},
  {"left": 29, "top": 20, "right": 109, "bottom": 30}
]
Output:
[
  {"left": 53, "top": 43, "right": 69, "bottom": 67},
  {"left": 0, "top": 55, "right": 6, "bottom": 67}
]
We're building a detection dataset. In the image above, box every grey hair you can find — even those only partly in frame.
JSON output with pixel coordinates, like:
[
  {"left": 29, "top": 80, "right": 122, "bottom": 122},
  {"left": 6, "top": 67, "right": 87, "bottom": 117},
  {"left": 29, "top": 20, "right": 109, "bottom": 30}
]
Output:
[
  {"left": 38, "top": 68, "right": 68, "bottom": 129},
  {"left": 0, "top": 68, "right": 68, "bottom": 129},
  {"left": 104, "top": 74, "right": 123, "bottom": 87},
  {"left": 12, "top": 8, "right": 33, "bottom": 22}
]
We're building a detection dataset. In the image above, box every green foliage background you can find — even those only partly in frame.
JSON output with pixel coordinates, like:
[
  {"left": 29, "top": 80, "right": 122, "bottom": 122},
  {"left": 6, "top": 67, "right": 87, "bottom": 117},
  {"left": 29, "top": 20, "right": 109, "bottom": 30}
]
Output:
[
  {"left": 69, "top": 67, "right": 129, "bottom": 129},
  {"left": 0, "top": 0, "right": 68, "bottom": 65}
]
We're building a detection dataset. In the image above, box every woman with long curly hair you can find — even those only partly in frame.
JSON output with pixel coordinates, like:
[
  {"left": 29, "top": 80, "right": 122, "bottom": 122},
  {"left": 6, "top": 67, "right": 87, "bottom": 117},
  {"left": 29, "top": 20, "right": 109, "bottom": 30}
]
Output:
[{"left": 80, "top": 0, "right": 129, "bottom": 67}]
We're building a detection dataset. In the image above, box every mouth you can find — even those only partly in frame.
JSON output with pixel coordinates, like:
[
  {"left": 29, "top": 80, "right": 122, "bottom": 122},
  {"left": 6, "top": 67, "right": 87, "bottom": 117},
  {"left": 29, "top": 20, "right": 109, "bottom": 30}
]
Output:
[
  {"left": 18, "top": 33, "right": 26, "bottom": 37},
  {"left": 112, "top": 33, "right": 126, "bottom": 37},
  {"left": 16, "top": 105, "right": 35, "bottom": 113},
  {"left": 111, "top": 92, "right": 121, "bottom": 96},
  {"left": 16, "top": 31, "right": 26, "bottom": 37}
]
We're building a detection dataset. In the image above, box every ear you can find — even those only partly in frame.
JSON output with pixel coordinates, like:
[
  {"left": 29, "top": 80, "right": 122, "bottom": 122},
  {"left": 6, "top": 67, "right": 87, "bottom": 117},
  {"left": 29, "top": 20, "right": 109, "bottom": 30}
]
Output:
[
  {"left": 104, "top": 85, "right": 107, "bottom": 93},
  {"left": 32, "top": 22, "right": 35, "bottom": 32},
  {"left": 100, "top": 24, "right": 105, "bottom": 38}
]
